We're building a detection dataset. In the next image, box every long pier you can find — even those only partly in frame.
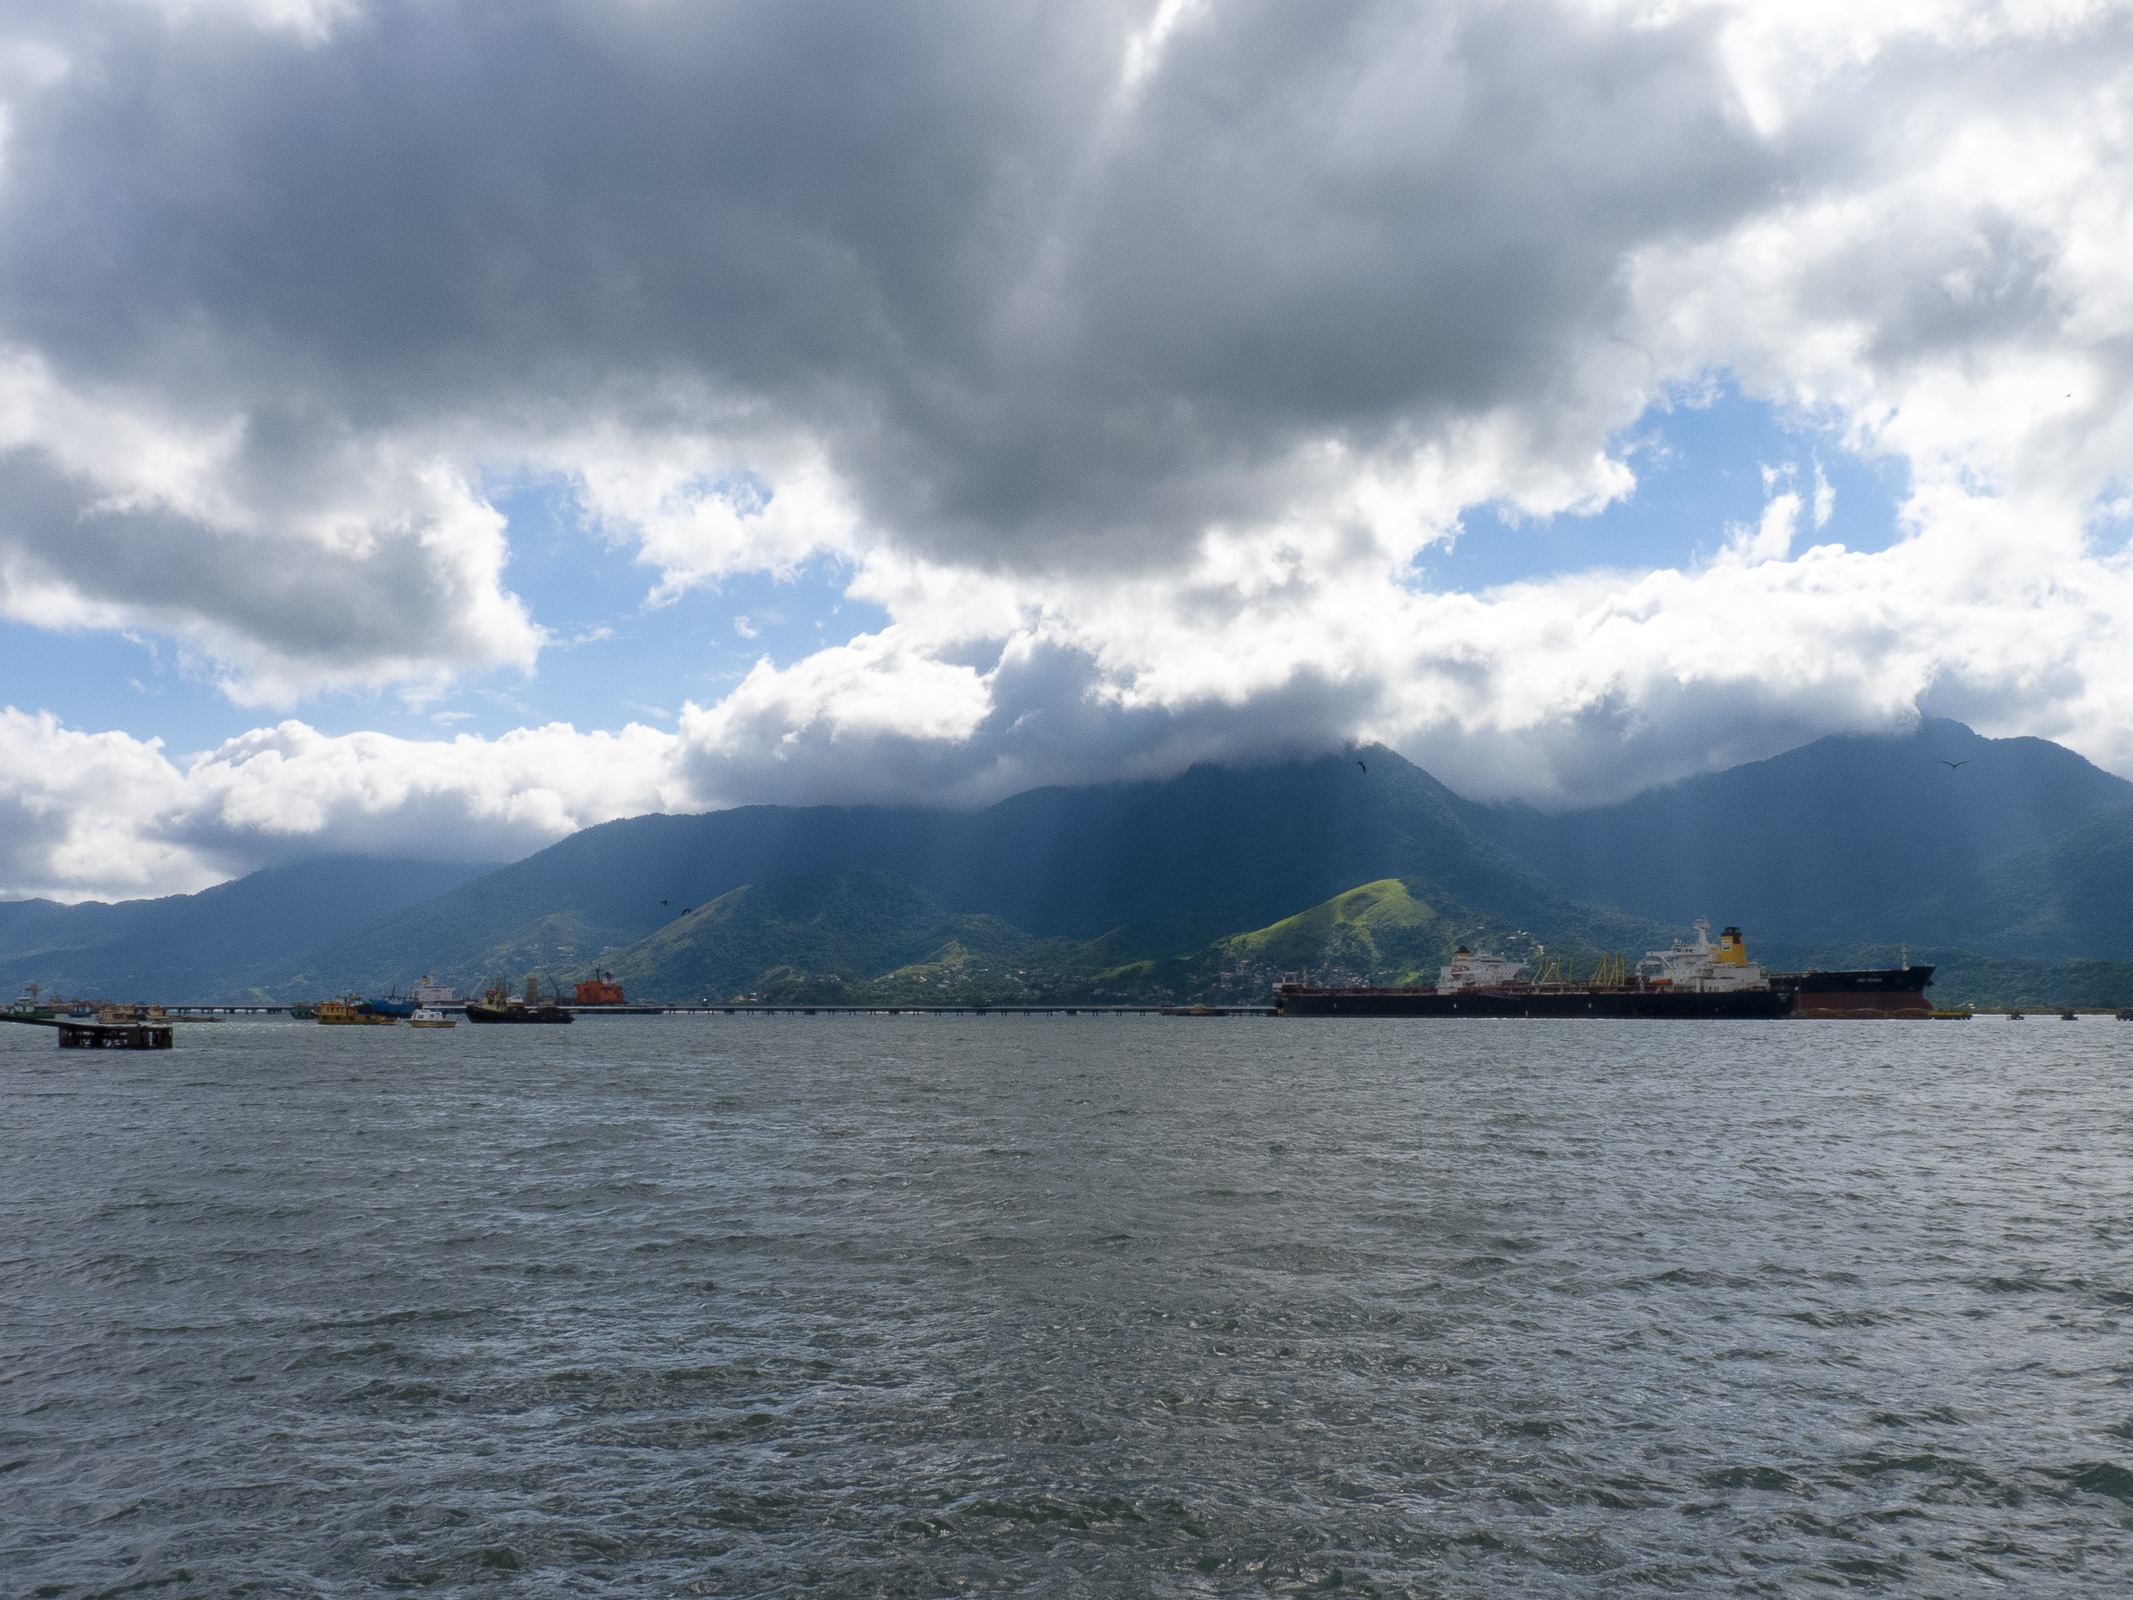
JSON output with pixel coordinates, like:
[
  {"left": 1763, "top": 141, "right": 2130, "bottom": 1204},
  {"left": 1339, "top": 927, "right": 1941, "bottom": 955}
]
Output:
[
  {"left": 7, "top": 1003, "right": 1275, "bottom": 1020},
  {"left": 609, "top": 1004, "right": 1277, "bottom": 1017}
]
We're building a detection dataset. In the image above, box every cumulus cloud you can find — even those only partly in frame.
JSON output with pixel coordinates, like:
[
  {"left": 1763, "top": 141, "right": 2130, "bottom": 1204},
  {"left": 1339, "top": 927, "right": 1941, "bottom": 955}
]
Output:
[
  {"left": 0, "top": 2, "right": 1795, "bottom": 583},
  {"left": 19, "top": 476, "right": 2133, "bottom": 901},
  {"left": 0, "top": 707, "right": 693, "bottom": 899},
  {"left": 6, "top": 0, "right": 2133, "bottom": 895}
]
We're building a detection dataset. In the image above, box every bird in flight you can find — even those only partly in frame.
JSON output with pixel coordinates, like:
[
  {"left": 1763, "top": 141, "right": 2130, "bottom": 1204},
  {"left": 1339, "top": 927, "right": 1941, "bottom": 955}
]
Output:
[
  {"left": 1356, "top": 760, "right": 1367, "bottom": 772},
  {"left": 1938, "top": 759, "right": 1971, "bottom": 770}
]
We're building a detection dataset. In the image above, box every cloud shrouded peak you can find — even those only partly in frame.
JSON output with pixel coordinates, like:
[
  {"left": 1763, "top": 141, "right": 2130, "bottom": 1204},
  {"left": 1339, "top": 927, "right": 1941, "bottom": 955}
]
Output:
[{"left": 6, "top": 0, "right": 2133, "bottom": 896}]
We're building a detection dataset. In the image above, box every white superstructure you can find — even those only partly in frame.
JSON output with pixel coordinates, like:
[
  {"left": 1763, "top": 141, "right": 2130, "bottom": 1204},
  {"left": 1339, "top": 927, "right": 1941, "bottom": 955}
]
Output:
[
  {"left": 1637, "top": 920, "right": 1770, "bottom": 992},
  {"left": 1437, "top": 946, "right": 1528, "bottom": 991}
]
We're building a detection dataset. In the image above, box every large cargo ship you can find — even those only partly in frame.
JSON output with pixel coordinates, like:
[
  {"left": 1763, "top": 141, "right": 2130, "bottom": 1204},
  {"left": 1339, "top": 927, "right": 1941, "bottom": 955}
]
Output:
[{"left": 1275, "top": 922, "right": 1934, "bottom": 1019}]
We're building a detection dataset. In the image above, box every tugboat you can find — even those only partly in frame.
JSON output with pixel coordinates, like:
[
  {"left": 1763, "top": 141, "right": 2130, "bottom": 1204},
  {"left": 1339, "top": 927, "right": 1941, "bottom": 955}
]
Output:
[
  {"left": 316, "top": 994, "right": 399, "bottom": 1025},
  {"left": 465, "top": 977, "right": 574, "bottom": 1025}
]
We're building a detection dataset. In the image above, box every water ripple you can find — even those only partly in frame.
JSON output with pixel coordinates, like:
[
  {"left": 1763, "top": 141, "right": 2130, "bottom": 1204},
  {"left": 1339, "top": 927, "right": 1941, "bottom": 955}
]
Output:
[{"left": 3, "top": 1015, "right": 2130, "bottom": 1595}]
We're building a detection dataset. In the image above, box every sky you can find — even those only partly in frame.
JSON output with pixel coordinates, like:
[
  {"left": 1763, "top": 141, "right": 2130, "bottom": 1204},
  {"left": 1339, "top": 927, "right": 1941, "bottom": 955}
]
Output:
[{"left": 4, "top": 0, "right": 2133, "bottom": 901}]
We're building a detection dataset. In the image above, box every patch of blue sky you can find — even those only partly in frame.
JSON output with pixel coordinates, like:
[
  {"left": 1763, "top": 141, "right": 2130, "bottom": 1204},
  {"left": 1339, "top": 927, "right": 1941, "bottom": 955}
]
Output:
[
  {"left": 1413, "top": 386, "right": 1911, "bottom": 592},
  {"left": 470, "top": 472, "right": 884, "bottom": 741},
  {"left": 2088, "top": 474, "right": 2133, "bottom": 550},
  {"left": 0, "top": 618, "right": 243, "bottom": 754},
  {"left": 0, "top": 472, "right": 883, "bottom": 755}
]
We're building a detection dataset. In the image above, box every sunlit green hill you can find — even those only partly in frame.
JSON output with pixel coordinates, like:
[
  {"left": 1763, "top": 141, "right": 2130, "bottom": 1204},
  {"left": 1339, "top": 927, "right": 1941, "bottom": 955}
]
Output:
[
  {"left": 1221, "top": 878, "right": 1451, "bottom": 976},
  {"left": 1085, "top": 878, "right": 1480, "bottom": 1002}
]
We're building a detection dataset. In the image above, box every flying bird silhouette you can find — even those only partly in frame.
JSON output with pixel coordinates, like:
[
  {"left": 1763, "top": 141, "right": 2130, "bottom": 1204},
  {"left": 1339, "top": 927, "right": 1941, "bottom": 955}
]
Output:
[
  {"left": 1938, "top": 759, "right": 1971, "bottom": 770},
  {"left": 1357, "top": 760, "right": 1367, "bottom": 772}
]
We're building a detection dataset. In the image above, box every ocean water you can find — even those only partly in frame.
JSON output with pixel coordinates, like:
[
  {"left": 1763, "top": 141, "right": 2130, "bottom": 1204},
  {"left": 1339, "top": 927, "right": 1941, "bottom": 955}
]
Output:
[{"left": 4, "top": 1014, "right": 2131, "bottom": 1597}]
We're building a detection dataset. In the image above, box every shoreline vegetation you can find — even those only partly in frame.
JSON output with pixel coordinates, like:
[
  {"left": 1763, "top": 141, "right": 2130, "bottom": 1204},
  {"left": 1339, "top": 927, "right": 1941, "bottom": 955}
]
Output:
[{"left": 16, "top": 869, "right": 2133, "bottom": 1014}]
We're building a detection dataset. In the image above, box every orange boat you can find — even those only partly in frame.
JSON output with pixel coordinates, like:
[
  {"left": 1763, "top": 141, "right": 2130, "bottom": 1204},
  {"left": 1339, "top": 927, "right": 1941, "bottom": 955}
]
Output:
[{"left": 573, "top": 970, "right": 626, "bottom": 1006}]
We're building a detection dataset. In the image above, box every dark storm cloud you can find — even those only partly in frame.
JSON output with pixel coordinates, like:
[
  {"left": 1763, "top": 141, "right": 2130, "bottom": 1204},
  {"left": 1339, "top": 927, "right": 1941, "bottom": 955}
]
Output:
[
  {"left": 0, "top": 448, "right": 513, "bottom": 680},
  {"left": 0, "top": 0, "right": 1781, "bottom": 574}
]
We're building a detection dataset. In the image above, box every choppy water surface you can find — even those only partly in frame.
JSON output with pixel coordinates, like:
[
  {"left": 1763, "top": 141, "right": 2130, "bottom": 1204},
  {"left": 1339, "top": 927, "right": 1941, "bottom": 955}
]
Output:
[{"left": 5, "top": 1016, "right": 2132, "bottom": 1597}]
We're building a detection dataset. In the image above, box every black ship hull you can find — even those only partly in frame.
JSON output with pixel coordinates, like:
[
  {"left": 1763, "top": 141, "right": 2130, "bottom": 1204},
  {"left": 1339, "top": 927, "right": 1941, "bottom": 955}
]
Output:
[
  {"left": 1276, "top": 987, "right": 1791, "bottom": 1019},
  {"left": 1773, "top": 966, "right": 1935, "bottom": 1014},
  {"left": 1276, "top": 964, "right": 1937, "bottom": 1019},
  {"left": 465, "top": 1004, "right": 574, "bottom": 1024}
]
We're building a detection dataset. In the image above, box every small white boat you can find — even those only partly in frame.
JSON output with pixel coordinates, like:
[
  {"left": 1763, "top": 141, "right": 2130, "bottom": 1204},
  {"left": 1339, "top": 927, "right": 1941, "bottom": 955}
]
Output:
[{"left": 409, "top": 1006, "right": 458, "bottom": 1029}]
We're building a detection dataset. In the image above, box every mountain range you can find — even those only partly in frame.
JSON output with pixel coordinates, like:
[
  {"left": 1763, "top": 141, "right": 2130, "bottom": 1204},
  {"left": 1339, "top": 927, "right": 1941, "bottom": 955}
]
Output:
[
  {"left": 1467, "top": 718, "right": 2133, "bottom": 955},
  {"left": 0, "top": 856, "right": 495, "bottom": 1006},
  {"left": 6, "top": 718, "right": 2133, "bottom": 1009}
]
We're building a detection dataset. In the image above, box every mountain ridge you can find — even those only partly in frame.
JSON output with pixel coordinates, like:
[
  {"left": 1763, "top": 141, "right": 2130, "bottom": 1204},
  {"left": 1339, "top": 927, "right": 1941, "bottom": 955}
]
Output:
[
  {"left": 1464, "top": 718, "right": 2133, "bottom": 952},
  {"left": 223, "top": 744, "right": 1666, "bottom": 1000},
  {"left": 9, "top": 717, "right": 2133, "bottom": 1002},
  {"left": 0, "top": 856, "right": 497, "bottom": 1003}
]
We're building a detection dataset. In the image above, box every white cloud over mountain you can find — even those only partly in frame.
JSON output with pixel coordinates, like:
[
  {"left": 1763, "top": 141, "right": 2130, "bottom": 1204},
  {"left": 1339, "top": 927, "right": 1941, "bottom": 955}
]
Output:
[{"left": 4, "top": 0, "right": 2133, "bottom": 897}]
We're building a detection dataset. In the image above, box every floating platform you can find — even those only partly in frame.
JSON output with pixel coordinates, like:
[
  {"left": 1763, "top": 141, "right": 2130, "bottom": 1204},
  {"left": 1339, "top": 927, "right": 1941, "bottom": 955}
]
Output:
[{"left": 2, "top": 1015, "right": 174, "bottom": 1049}]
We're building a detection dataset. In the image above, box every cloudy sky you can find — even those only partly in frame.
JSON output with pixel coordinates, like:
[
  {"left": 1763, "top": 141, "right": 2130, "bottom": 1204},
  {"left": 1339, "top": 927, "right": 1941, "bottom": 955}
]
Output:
[{"left": 4, "top": 0, "right": 2132, "bottom": 900}]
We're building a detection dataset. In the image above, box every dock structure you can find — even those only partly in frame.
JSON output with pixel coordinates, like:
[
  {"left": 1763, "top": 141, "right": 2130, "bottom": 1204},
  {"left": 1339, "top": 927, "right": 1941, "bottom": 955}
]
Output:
[{"left": 2, "top": 1015, "right": 175, "bottom": 1049}]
